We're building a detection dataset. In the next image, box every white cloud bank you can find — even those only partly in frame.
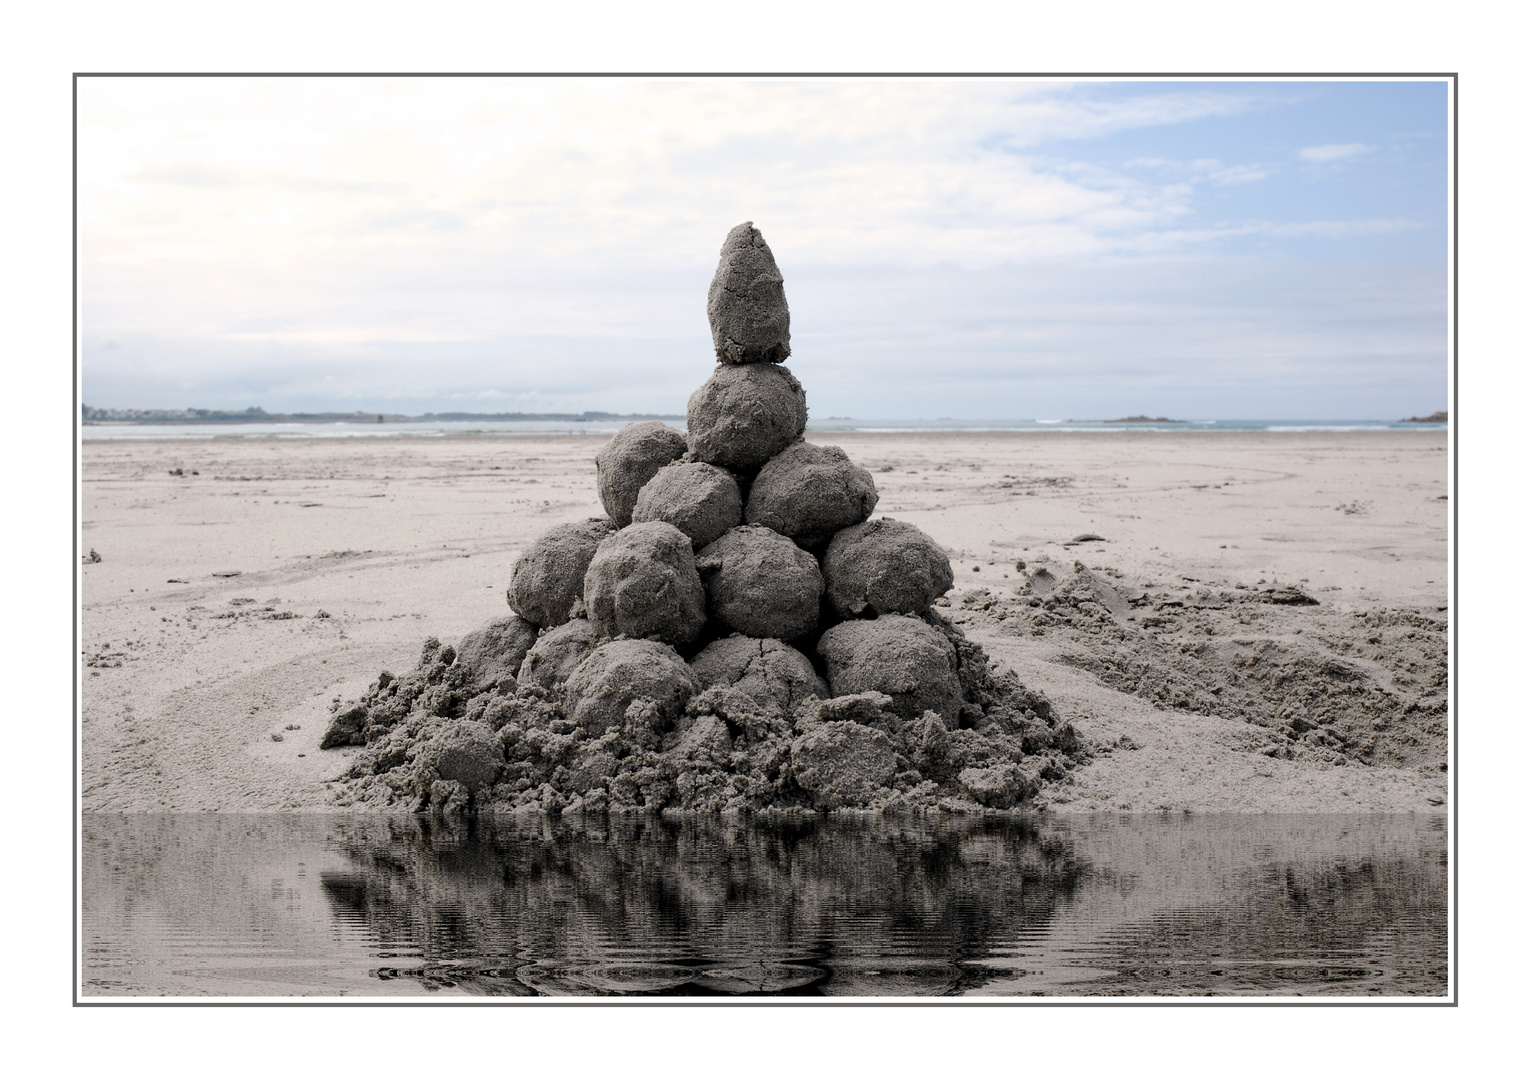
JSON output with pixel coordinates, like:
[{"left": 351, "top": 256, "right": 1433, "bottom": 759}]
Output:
[
  {"left": 80, "top": 79, "right": 1264, "bottom": 341},
  {"left": 78, "top": 78, "right": 1445, "bottom": 418},
  {"left": 1298, "top": 142, "right": 1371, "bottom": 163}
]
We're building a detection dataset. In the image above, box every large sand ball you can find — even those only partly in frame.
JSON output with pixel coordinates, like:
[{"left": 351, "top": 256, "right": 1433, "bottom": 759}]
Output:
[
  {"left": 821, "top": 517, "right": 955, "bottom": 619},
  {"left": 631, "top": 461, "right": 742, "bottom": 549},
  {"left": 707, "top": 221, "right": 791, "bottom": 365},
  {"left": 453, "top": 615, "right": 539, "bottom": 689},
  {"left": 518, "top": 617, "right": 598, "bottom": 691},
  {"left": 583, "top": 521, "right": 707, "bottom": 645},
  {"left": 745, "top": 441, "right": 879, "bottom": 548},
  {"left": 696, "top": 525, "right": 823, "bottom": 642},
  {"left": 689, "top": 634, "right": 829, "bottom": 715},
  {"left": 686, "top": 364, "right": 807, "bottom": 473},
  {"left": 564, "top": 639, "right": 699, "bottom": 736},
  {"left": 507, "top": 517, "right": 615, "bottom": 627},
  {"left": 417, "top": 720, "right": 504, "bottom": 789},
  {"left": 595, "top": 421, "right": 688, "bottom": 527},
  {"left": 816, "top": 614, "right": 962, "bottom": 723}
]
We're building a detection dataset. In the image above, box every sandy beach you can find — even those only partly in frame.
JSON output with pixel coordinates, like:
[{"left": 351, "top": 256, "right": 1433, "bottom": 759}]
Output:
[{"left": 79, "top": 428, "right": 1448, "bottom": 814}]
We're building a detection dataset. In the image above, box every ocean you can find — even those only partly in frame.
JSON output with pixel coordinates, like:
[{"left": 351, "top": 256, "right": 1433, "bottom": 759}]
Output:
[{"left": 80, "top": 418, "right": 1448, "bottom": 440}]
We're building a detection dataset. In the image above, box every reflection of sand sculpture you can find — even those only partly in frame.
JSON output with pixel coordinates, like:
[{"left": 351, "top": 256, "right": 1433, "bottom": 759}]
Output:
[
  {"left": 310, "top": 814, "right": 1445, "bottom": 997},
  {"left": 321, "top": 815, "right": 1086, "bottom": 996},
  {"left": 323, "top": 224, "right": 1084, "bottom": 813},
  {"left": 79, "top": 814, "right": 1446, "bottom": 996}
]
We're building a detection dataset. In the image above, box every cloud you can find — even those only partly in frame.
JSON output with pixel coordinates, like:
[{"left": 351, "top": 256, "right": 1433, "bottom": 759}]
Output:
[
  {"left": 79, "top": 80, "right": 1259, "bottom": 279},
  {"left": 80, "top": 257, "right": 1446, "bottom": 420},
  {"left": 1099, "top": 157, "right": 1269, "bottom": 213},
  {"left": 76, "top": 79, "right": 1445, "bottom": 418},
  {"left": 1116, "top": 217, "right": 1419, "bottom": 253},
  {"left": 1298, "top": 143, "right": 1371, "bottom": 163},
  {"left": 79, "top": 79, "right": 1285, "bottom": 352},
  {"left": 131, "top": 166, "right": 239, "bottom": 187},
  {"left": 1259, "top": 219, "right": 1415, "bottom": 238},
  {"left": 1204, "top": 162, "right": 1270, "bottom": 185}
]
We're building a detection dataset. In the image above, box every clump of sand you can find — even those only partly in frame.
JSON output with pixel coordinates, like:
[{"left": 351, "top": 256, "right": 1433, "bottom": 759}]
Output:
[
  {"left": 327, "top": 608, "right": 1078, "bottom": 815},
  {"left": 940, "top": 561, "right": 1448, "bottom": 783},
  {"left": 706, "top": 221, "right": 791, "bottom": 365}
]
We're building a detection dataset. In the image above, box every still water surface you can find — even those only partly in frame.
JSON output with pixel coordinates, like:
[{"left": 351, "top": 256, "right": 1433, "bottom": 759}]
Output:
[{"left": 83, "top": 813, "right": 1446, "bottom": 998}]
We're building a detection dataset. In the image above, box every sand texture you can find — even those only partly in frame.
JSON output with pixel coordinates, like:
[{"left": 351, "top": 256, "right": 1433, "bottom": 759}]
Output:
[{"left": 80, "top": 429, "right": 1448, "bottom": 813}]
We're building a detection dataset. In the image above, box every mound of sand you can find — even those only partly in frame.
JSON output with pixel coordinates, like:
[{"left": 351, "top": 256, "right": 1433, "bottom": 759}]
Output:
[{"left": 323, "top": 224, "right": 1083, "bottom": 814}]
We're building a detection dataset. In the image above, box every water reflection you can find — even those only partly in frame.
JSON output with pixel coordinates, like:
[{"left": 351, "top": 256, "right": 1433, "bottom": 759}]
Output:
[
  {"left": 82, "top": 813, "right": 1446, "bottom": 997},
  {"left": 320, "top": 815, "right": 1082, "bottom": 996}
]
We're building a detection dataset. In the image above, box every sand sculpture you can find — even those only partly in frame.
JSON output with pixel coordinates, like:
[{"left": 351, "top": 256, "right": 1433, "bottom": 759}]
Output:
[{"left": 324, "top": 222, "right": 1084, "bottom": 814}]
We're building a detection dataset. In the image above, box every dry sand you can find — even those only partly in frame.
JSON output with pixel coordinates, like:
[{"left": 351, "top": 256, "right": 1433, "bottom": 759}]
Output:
[{"left": 79, "top": 429, "right": 1449, "bottom": 814}]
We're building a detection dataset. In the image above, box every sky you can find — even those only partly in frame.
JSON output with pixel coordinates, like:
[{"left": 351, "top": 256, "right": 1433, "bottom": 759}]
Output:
[{"left": 78, "top": 77, "right": 1449, "bottom": 419}]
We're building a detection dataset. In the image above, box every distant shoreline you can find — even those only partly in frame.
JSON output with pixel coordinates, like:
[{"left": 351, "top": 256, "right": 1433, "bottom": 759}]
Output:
[
  {"left": 83, "top": 407, "right": 1445, "bottom": 428},
  {"left": 82, "top": 407, "right": 685, "bottom": 426},
  {"left": 80, "top": 419, "right": 1450, "bottom": 443}
]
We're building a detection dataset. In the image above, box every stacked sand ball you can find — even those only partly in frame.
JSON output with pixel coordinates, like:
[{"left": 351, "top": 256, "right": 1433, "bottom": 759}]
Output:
[{"left": 503, "top": 223, "right": 962, "bottom": 737}]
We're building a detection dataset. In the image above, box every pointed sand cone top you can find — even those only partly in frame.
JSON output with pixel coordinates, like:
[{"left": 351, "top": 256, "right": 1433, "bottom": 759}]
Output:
[{"left": 707, "top": 222, "right": 791, "bottom": 365}]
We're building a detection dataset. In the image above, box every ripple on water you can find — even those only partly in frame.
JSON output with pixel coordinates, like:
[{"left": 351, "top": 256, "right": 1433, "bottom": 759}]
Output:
[{"left": 82, "top": 812, "right": 1447, "bottom": 997}]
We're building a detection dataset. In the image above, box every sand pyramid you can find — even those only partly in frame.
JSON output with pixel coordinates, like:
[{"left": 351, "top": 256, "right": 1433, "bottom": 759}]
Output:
[{"left": 323, "top": 224, "right": 1082, "bottom": 815}]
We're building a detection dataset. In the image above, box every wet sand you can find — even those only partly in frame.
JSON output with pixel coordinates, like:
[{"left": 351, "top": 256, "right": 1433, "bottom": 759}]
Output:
[{"left": 79, "top": 429, "right": 1449, "bottom": 813}]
